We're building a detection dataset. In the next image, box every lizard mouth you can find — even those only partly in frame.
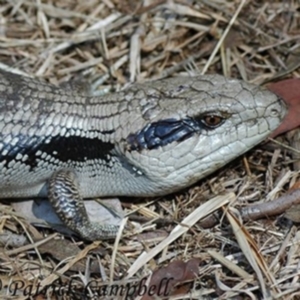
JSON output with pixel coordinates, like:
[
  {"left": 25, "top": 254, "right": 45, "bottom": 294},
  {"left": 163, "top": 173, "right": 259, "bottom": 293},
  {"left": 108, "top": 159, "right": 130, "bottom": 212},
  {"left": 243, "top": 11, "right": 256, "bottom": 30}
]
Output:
[{"left": 267, "top": 78, "right": 300, "bottom": 138}]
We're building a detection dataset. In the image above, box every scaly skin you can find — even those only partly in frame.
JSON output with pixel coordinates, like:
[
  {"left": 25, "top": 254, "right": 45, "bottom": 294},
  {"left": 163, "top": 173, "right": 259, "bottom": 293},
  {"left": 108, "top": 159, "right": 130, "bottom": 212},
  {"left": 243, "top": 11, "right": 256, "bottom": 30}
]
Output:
[{"left": 0, "top": 71, "right": 287, "bottom": 240}]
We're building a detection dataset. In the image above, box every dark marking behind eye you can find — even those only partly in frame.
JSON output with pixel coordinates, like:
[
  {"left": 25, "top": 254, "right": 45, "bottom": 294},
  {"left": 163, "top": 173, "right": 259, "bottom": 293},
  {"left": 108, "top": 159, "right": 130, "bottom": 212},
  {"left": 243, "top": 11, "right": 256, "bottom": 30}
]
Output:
[
  {"left": 126, "top": 118, "right": 202, "bottom": 151},
  {"left": 127, "top": 114, "right": 227, "bottom": 151}
]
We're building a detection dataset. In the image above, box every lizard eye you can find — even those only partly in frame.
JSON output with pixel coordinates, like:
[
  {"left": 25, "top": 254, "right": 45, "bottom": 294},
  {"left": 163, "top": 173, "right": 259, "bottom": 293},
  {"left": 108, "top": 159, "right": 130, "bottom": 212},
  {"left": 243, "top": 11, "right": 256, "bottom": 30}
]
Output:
[{"left": 201, "top": 115, "right": 224, "bottom": 128}]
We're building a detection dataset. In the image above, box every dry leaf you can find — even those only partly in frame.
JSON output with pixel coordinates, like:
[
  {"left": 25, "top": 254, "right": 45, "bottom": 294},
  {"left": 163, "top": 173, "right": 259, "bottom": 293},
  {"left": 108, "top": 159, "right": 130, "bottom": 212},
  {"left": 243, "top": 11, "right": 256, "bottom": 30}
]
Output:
[
  {"left": 268, "top": 78, "right": 300, "bottom": 137},
  {"left": 141, "top": 258, "right": 200, "bottom": 300}
]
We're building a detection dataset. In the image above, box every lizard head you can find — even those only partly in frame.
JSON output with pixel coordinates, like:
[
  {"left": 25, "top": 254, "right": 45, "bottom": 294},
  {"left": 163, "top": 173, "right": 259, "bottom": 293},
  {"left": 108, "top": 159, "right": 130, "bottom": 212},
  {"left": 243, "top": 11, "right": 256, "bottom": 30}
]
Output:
[{"left": 117, "top": 75, "right": 287, "bottom": 195}]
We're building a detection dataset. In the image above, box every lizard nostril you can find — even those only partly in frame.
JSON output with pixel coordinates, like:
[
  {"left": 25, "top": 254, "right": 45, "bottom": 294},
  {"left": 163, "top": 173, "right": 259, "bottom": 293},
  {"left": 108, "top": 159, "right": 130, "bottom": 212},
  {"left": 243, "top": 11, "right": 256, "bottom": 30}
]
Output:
[{"left": 270, "top": 108, "right": 279, "bottom": 117}]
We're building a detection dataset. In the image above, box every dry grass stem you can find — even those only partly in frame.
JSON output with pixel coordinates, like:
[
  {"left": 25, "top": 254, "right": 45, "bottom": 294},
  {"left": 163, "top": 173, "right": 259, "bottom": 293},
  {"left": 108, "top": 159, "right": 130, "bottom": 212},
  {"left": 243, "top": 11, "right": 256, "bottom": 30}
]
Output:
[{"left": 0, "top": 0, "right": 299, "bottom": 299}]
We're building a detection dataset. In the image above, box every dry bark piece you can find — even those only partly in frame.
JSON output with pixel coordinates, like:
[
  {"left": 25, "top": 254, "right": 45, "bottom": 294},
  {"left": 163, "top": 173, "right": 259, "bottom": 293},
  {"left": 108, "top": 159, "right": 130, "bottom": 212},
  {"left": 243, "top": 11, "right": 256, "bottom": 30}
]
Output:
[{"left": 241, "top": 188, "right": 300, "bottom": 221}]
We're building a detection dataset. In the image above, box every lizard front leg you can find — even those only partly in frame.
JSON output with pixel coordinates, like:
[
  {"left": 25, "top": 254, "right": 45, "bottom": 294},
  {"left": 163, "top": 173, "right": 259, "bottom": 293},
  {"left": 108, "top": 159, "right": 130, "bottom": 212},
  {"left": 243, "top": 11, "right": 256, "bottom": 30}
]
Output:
[{"left": 48, "top": 170, "right": 119, "bottom": 241}]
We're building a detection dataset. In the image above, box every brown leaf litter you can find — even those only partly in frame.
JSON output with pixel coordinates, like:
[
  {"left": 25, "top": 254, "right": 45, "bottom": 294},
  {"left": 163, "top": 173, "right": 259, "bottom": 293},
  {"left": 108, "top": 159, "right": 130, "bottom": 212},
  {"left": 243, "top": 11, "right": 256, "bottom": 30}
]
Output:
[{"left": 0, "top": 1, "right": 300, "bottom": 299}]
